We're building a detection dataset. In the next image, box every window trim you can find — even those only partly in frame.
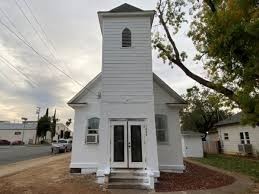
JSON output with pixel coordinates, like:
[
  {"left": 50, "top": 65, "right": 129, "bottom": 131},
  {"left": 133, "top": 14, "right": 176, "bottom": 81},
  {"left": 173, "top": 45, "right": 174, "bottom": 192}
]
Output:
[
  {"left": 240, "top": 131, "right": 250, "bottom": 144},
  {"left": 87, "top": 117, "right": 100, "bottom": 130},
  {"left": 223, "top": 133, "right": 229, "bottom": 140},
  {"left": 155, "top": 114, "right": 169, "bottom": 144},
  {"left": 14, "top": 131, "right": 21, "bottom": 135},
  {"left": 85, "top": 117, "right": 100, "bottom": 144},
  {"left": 121, "top": 27, "right": 132, "bottom": 48}
]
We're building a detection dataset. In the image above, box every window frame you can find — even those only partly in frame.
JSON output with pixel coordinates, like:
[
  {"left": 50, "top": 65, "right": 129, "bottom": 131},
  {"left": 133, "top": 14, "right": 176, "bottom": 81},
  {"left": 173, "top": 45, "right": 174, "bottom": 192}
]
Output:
[
  {"left": 85, "top": 117, "right": 100, "bottom": 144},
  {"left": 155, "top": 114, "right": 169, "bottom": 144},
  {"left": 223, "top": 133, "right": 229, "bottom": 140},
  {"left": 14, "top": 131, "right": 21, "bottom": 135},
  {"left": 121, "top": 28, "right": 132, "bottom": 48},
  {"left": 87, "top": 117, "right": 100, "bottom": 130},
  {"left": 240, "top": 131, "right": 250, "bottom": 144}
]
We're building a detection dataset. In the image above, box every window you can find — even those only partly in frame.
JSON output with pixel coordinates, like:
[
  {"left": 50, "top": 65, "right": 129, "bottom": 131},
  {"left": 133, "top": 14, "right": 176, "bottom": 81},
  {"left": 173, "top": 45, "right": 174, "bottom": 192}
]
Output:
[
  {"left": 155, "top": 114, "right": 168, "bottom": 143},
  {"left": 122, "top": 28, "right": 131, "bottom": 47},
  {"left": 224, "top": 133, "right": 229, "bottom": 140},
  {"left": 240, "top": 132, "right": 250, "bottom": 144},
  {"left": 14, "top": 131, "right": 21, "bottom": 135},
  {"left": 87, "top": 117, "right": 100, "bottom": 135},
  {"left": 58, "top": 140, "right": 67, "bottom": 143},
  {"left": 88, "top": 117, "right": 99, "bottom": 129}
]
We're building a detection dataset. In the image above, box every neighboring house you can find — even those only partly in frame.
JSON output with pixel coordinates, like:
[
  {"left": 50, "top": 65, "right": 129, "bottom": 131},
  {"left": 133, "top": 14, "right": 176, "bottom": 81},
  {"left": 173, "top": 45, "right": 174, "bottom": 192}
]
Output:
[
  {"left": 181, "top": 131, "right": 204, "bottom": 158},
  {"left": 53, "top": 123, "right": 72, "bottom": 141},
  {"left": 0, "top": 121, "right": 37, "bottom": 144},
  {"left": 215, "top": 112, "right": 259, "bottom": 157},
  {"left": 68, "top": 4, "right": 186, "bottom": 189}
]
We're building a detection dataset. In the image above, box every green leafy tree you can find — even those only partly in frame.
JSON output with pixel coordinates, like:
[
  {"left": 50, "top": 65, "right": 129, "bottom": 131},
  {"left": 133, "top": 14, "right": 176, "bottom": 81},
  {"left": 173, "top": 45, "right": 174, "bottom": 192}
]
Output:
[
  {"left": 64, "top": 131, "right": 70, "bottom": 139},
  {"left": 180, "top": 86, "right": 232, "bottom": 136},
  {"left": 37, "top": 108, "right": 51, "bottom": 140},
  {"left": 51, "top": 109, "right": 59, "bottom": 139},
  {"left": 66, "top": 118, "right": 72, "bottom": 127},
  {"left": 153, "top": 0, "right": 259, "bottom": 125}
]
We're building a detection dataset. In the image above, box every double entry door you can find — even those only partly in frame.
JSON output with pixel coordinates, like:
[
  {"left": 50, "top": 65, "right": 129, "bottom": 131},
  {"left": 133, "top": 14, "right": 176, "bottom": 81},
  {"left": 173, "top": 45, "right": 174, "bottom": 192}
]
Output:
[{"left": 110, "top": 120, "right": 146, "bottom": 168}]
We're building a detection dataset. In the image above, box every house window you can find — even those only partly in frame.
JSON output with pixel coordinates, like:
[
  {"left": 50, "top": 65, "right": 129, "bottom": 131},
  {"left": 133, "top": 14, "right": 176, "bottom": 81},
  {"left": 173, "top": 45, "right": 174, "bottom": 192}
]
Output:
[
  {"left": 14, "top": 131, "right": 21, "bottom": 135},
  {"left": 155, "top": 114, "right": 168, "bottom": 143},
  {"left": 224, "top": 133, "right": 229, "bottom": 140},
  {"left": 122, "top": 28, "right": 131, "bottom": 47},
  {"left": 87, "top": 117, "right": 100, "bottom": 134},
  {"left": 240, "top": 132, "right": 250, "bottom": 144}
]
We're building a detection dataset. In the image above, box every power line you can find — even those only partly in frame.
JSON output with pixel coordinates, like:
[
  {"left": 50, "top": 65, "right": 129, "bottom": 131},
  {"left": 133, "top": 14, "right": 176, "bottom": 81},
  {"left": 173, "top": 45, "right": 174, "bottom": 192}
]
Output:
[
  {"left": 0, "top": 55, "right": 37, "bottom": 87},
  {"left": 0, "top": 4, "right": 98, "bottom": 96},
  {"left": 0, "top": 19, "right": 81, "bottom": 85},
  {"left": 14, "top": 0, "right": 51, "bottom": 55},
  {"left": 0, "top": 9, "right": 52, "bottom": 73},
  {"left": 21, "top": 0, "right": 72, "bottom": 74},
  {"left": 0, "top": 7, "right": 28, "bottom": 44},
  {"left": 23, "top": 0, "right": 56, "bottom": 53},
  {"left": 0, "top": 19, "right": 99, "bottom": 96}
]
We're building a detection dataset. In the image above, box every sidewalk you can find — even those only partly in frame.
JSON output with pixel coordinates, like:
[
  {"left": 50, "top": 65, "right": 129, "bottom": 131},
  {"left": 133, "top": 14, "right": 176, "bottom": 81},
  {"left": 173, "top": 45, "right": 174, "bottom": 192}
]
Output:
[{"left": 0, "top": 153, "right": 70, "bottom": 178}]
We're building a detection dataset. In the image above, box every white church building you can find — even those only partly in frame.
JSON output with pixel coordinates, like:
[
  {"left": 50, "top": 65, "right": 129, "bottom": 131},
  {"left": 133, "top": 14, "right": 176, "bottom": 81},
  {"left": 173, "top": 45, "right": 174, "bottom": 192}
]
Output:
[{"left": 68, "top": 4, "right": 185, "bottom": 189}]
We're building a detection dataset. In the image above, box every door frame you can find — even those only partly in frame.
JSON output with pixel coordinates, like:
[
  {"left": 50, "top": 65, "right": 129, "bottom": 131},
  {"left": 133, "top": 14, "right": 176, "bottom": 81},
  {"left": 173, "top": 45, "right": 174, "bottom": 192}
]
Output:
[{"left": 110, "top": 119, "right": 146, "bottom": 168}]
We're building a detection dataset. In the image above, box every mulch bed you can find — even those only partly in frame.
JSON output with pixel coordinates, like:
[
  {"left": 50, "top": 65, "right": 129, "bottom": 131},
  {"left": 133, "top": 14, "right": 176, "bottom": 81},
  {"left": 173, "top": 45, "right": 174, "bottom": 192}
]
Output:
[{"left": 155, "top": 161, "right": 235, "bottom": 192}]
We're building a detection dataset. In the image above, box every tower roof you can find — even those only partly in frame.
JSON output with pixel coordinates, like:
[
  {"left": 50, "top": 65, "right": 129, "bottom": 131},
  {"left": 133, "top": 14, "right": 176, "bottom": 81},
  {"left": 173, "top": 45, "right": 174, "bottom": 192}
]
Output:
[{"left": 109, "top": 3, "right": 143, "bottom": 13}]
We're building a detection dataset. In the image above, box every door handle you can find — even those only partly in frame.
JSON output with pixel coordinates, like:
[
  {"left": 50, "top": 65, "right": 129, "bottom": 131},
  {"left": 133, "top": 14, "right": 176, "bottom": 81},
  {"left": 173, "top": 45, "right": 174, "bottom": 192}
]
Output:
[{"left": 128, "top": 142, "right": 131, "bottom": 148}]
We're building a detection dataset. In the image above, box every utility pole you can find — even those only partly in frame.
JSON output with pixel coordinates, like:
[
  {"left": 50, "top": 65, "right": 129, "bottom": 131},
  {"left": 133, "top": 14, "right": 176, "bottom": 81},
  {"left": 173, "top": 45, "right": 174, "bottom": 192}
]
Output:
[
  {"left": 36, "top": 107, "right": 41, "bottom": 120},
  {"left": 35, "top": 107, "right": 41, "bottom": 144},
  {"left": 21, "top": 117, "right": 28, "bottom": 143}
]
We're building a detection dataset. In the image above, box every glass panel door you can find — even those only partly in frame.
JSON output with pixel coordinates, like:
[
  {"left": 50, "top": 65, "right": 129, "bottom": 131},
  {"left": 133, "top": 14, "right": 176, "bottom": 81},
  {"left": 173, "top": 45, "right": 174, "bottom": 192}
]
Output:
[
  {"left": 114, "top": 125, "right": 125, "bottom": 162},
  {"left": 130, "top": 125, "right": 142, "bottom": 162},
  {"left": 128, "top": 121, "right": 145, "bottom": 168},
  {"left": 111, "top": 121, "right": 127, "bottom": 168}
]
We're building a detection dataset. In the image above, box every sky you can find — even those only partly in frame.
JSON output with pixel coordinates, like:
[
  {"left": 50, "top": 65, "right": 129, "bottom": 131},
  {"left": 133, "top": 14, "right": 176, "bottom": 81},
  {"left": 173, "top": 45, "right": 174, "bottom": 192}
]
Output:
[{"left": 0, "top": 0, "right": 206, "bottom": 126}]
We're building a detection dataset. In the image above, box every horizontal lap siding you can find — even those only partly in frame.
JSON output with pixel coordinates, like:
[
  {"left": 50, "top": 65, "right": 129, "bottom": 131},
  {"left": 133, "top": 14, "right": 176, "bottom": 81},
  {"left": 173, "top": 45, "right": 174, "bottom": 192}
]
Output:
[
  {"left": 102, "top": 16, "right": 153, "bottom": 102},
  {"left": 218, "top": 125, "right": 259, "bottom": 156}
]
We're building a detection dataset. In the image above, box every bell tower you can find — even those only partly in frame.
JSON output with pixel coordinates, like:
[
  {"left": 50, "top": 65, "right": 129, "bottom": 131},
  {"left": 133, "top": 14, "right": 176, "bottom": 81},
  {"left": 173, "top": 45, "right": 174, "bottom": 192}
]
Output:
[{"left": 98, "top": 4, "right": 155, "bottom": 103}]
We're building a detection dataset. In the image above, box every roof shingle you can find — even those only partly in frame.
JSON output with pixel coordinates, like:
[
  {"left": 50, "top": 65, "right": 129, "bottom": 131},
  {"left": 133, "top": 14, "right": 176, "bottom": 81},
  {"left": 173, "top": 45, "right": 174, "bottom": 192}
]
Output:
[{"left": 215, "top": 112, "right": 241, "bottom": 127}]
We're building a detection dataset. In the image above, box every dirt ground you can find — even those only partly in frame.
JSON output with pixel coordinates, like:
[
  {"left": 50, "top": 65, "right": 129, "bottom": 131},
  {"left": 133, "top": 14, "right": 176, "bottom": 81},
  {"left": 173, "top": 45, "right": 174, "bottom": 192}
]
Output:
[
  {"left": 0, "top": 156, "right": 247, "bottom": 194},
  {"left": 0, "top": 156, "right": 110, "bottom": 194}
]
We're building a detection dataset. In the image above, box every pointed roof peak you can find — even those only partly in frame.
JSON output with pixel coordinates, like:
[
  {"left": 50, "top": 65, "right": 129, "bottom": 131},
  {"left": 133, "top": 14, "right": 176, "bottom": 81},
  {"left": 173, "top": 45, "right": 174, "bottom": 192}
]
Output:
[{"left": 109, "top": 3, "right": 143, "bottom": 13}]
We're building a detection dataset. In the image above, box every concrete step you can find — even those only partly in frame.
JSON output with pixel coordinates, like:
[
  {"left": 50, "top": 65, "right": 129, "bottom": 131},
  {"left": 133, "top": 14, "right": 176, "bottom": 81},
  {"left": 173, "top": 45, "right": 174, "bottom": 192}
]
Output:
[
  {"left": 107, "top": 182, "right": 150, "bottom": 190},
  {"left": 110, "top": 170, "right": 147, "bottom": 177},
  {"left": 109, "top": 177, "right": 149, "bottom": 184}
]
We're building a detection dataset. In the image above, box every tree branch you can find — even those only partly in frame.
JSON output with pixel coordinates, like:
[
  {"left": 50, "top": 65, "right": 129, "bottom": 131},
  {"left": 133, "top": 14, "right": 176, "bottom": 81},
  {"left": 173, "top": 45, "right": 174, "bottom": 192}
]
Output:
[
  {"left": 156, "top": 1, "right": 237, "bottom": 103},
  {"left": 156, "top": 43, "right": 238, "bottom": 103},
  {"left": 157, "top": 8, "right": 181, "bottom": 62},
  {"left": 204, "top": 0, "right": 217, "bottom": 13}
]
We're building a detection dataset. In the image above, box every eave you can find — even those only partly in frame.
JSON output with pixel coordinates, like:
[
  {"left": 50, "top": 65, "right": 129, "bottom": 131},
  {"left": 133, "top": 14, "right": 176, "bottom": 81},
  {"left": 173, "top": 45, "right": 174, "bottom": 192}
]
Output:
[{"left": 67, "top": 103, "right": 88, "bottom": 108}]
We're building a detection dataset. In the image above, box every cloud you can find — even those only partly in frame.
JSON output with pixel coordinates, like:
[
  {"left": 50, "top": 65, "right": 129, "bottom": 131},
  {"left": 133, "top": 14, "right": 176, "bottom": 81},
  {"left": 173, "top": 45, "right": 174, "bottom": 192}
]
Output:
[{"left": 0, "top": 0, "right": 206, "bottom": 126}]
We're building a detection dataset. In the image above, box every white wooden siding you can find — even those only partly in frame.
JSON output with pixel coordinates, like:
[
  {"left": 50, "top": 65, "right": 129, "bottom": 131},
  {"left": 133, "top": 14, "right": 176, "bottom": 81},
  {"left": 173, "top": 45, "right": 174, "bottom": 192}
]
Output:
[
  {"left": 218, "top": 125, "right": 259, "bottom": 156},
  {"left": 102, "top": 16, "right": 153, "bottom": 102},
  {"left": 153, "top": 80, "right": 184, "bottom": 171}
]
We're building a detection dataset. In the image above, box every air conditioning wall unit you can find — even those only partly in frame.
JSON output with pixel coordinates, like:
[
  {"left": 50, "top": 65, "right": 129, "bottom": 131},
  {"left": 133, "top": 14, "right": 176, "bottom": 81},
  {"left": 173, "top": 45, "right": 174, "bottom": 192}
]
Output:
[
  {"left": 238, "top": 144, "right": 253, "bottom": 155},
  {"left": 86, "top": 134, "right": 99, "bottom": 144}
]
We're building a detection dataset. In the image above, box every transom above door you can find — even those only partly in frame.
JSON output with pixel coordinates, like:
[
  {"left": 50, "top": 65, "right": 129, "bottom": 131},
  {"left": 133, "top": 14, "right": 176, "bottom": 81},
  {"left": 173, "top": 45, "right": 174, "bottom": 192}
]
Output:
[{"left": 110, "top": 120, "right": 146, "bottom": 168}]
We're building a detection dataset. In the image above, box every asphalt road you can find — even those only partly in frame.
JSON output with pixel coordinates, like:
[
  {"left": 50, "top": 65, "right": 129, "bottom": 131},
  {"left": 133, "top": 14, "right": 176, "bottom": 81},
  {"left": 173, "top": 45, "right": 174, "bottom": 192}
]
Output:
[{"left": 0, "top": 145, "right": 52, "bottom": 165}]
